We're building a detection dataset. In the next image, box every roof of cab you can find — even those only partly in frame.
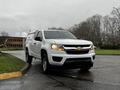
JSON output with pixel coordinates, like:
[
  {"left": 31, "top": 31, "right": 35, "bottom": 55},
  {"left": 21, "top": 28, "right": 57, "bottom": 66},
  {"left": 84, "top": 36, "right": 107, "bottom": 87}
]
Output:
[
  {"left": 28, "top": 29, "right": 65, "bottom": 34},
  {"left": 42, "top": 29, "right": 65, "bottom": 32}
]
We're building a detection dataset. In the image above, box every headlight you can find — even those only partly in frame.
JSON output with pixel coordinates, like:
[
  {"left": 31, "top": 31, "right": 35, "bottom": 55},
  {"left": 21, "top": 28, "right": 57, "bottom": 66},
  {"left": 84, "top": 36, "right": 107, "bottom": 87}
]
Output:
[
  {"left": 90, "top": 44, "right": 95, "bottom": 50},
  {"left": 51, "top": 44, "right": 64, "bottom": 51},
  {"left": 89, "top": 44, "right": 95, "bottom": 53}
]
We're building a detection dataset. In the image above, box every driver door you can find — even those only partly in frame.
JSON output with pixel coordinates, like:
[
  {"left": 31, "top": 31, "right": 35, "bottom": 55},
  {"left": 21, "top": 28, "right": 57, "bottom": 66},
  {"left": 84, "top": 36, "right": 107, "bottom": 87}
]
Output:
[{"left": 34, "top": 31, "right": 42, "bottom": 58}]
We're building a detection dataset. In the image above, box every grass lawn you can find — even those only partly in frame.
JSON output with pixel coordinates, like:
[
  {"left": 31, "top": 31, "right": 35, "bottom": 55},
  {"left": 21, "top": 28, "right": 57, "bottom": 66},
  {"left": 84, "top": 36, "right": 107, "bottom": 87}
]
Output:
[
  {"left": 0, "top": 53, "right": 26, "bottom": 74},
  {"left": 96, "top": 49, "right": 120, "bottom": 55}
]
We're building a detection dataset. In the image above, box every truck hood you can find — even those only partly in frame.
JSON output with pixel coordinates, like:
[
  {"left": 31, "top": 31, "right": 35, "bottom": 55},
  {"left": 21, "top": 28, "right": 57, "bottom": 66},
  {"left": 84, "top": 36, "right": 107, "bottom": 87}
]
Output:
[{"left": 46, "top": 39, "right": 93, "bottom": 45}]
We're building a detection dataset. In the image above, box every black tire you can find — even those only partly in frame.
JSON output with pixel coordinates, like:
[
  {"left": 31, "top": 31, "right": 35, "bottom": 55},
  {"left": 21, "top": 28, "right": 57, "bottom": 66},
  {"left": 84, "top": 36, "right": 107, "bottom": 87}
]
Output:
[
  {"left": 25, "top": 49, "right": 33, "bottom": 65},
  {"left": 41, "top": 53, "right": 50, "bottom": 73}
]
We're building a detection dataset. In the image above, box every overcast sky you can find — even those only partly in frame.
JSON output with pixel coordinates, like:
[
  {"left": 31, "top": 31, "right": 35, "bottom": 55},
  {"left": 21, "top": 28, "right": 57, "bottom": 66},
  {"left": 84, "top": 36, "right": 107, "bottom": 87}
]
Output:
[{"left": 0, "top": 0, "right": 119, "bottom": 36}]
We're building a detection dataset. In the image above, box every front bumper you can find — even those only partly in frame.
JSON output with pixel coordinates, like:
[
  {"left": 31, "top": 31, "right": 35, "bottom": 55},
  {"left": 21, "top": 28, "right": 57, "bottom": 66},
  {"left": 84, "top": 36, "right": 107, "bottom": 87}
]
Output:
[{"left": 48, "top": 52, "right": 95, "bottom": 68}]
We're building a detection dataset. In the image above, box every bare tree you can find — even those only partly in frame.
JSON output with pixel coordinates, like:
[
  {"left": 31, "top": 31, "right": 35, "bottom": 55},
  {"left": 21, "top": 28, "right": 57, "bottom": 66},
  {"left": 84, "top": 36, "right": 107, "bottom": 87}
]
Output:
[
  {"left": 69, "top": 6, "right": 120, "bottom": 49},
  {"left": 101, "top": 7, "right": 120, "bottom": 49},
  {"left": 0, "top": 31, "right": 9, "bottom": 37},
  {"left": 86, "top": 15, "right": 102, "bottom": 47},
  {"left": 70, "top": 15, "right": 102, "bottom": 47},
  {"left": 111, "top": 7, "right": 120, "bottom": 48}
]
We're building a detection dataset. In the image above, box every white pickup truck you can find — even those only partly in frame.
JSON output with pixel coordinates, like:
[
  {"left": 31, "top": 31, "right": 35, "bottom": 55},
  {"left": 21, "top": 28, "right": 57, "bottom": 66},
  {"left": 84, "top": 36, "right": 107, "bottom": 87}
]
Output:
[{"left": 25, "top": 30, "right": 95, "bottom": 73}]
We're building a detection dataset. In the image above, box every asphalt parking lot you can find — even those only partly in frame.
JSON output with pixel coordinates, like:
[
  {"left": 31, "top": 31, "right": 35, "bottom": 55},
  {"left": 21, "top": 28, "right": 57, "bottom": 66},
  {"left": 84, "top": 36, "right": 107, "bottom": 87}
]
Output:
[{"left": 1, "top": 51, "right": 120, "bottom": 90}]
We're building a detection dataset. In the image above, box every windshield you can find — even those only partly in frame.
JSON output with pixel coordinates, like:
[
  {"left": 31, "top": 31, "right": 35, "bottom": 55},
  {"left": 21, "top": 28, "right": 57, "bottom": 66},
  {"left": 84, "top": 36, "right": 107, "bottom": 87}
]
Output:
[{"left": 44, "top": 31, "right": 76, "bottom": 39}]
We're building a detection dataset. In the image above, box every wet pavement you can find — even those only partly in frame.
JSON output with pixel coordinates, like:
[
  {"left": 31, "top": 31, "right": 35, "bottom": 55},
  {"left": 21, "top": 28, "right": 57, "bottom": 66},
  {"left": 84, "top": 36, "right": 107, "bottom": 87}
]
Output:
[{"left": 1, "top": 51, "right": 120, "bottom": 90}]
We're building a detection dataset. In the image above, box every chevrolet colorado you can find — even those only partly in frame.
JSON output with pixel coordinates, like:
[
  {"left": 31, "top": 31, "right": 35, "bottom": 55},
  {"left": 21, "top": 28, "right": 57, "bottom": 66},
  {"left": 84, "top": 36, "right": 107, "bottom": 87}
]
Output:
[{"left": 25, "top": 30, "right": 95, "bottom": 73}]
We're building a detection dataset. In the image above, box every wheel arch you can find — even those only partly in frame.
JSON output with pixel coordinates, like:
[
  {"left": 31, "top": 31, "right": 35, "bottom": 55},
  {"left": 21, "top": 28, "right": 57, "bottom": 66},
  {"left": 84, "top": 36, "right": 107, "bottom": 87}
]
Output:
[{"left": 41, "top": 49, "right": 48, "bottom": 60}]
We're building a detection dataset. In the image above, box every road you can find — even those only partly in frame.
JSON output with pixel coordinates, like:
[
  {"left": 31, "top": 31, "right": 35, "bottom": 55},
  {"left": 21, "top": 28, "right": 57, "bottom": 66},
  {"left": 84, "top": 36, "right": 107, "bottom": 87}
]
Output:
[{"left": 0, "top": 50, "right": 120, "bottom": 90}]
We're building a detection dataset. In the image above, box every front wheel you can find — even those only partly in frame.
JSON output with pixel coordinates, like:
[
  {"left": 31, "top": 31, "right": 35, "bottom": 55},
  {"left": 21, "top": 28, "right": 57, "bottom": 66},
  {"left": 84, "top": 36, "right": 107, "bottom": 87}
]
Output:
[
  {"left": 25, "top": 49, "right": 33, "bottom": 65},
  {"left": 41, "top": 53, "right": 50, "bottom": 73}
]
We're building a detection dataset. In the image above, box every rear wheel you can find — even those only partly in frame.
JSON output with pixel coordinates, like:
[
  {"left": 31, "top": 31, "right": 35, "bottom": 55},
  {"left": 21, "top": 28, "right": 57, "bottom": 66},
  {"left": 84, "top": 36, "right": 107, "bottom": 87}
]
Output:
[
  {"left": 25, "top": 49, "right": 33, "bottom": 65},
  {"left": 41, "top": 53, "right": 50, "bottom": 73}
]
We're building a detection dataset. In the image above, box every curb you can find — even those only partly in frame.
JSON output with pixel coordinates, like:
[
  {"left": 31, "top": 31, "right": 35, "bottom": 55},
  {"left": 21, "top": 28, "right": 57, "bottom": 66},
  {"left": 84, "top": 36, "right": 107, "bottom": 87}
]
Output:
[
  {"left": 0, "top": 63, "right": 30, "bottom": 80},
  {"left": 0, "top": 72, "right": 22, "bottom": 80},
  {"left": 20, "top": 63, "right": 30, "bottom": 74}
]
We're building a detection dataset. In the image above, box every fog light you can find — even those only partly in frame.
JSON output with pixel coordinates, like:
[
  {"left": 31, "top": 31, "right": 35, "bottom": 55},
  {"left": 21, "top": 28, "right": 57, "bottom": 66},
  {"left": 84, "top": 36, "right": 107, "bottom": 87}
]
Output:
[{"left": 52, "top": 56, "right": 63, "bottom": 62}]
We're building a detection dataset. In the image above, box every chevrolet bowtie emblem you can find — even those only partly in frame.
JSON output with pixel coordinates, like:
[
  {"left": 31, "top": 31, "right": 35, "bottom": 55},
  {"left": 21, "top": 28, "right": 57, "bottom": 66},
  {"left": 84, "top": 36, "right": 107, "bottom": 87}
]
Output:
[{"left": 76, "top": 47, "right": 81, "bottom": 50}]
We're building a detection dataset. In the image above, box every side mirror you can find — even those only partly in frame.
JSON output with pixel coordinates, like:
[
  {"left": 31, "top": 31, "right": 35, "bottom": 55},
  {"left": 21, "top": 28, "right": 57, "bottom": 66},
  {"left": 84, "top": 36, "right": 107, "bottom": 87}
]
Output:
[{"left": 35, "top": 37, "right": 42, "bottom": 41}]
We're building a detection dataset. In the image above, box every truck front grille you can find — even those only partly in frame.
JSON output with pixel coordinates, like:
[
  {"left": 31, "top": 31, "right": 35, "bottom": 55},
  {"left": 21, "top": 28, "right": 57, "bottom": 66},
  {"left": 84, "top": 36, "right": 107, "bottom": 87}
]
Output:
[
  {"left": 65, "top": 49, "right": 89, "bottom": 54},
  {"left": 63, "top": 44, "right": 90, "bottom": 54},
  {"left": 64, "top": 45, "right": 90, "bottom": 47}
]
